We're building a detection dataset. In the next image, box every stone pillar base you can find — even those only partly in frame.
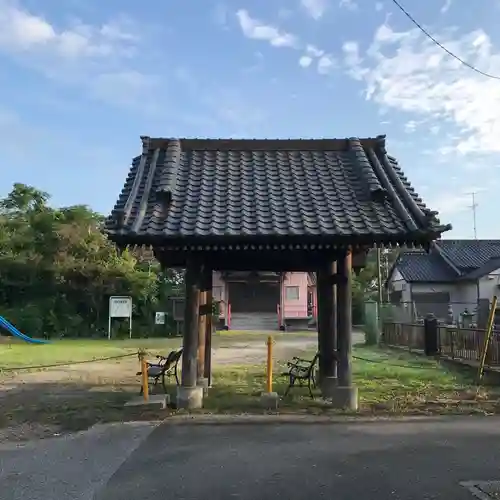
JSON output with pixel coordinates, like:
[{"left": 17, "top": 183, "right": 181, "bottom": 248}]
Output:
[
  {"left": 177, "top": 386, "right": 203, "bottom": 409},
  {"left": 260, "top": 392, "right": 279, "bottom": 410},
  {"left": 320, "top": 376, "right": 338, "bottom": 398},
  {"left": 329, "top": 386, "right": 358, "bottom": 411},
  {"left": 197, "top": 377, "right": 210, "bottom": 395}
]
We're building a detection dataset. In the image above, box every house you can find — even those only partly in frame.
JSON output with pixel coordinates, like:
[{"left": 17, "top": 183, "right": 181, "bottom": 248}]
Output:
[{"left": 387, "top": 240, "right": 500, "bottom": 324}]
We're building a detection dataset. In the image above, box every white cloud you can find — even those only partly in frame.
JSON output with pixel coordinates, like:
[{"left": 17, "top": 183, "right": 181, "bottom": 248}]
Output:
[
  {"left": 0, "top": 0, "right": 153, "bottom": 107},
  {"left": 298, "top": 44, "right": 336, "bottom": 74},
  {"left": 375, "top": 2, "right": 384, "bottom": 11},
  {"left": 441, "top": 0, "right": 452, "bottom": 13},
  {"left": 343, "top": 23, "right": 500, "bottom": 156},
  {"left": 299, "top": 55, "right": 313, "bottom": 68},
  {"left": 317, "top": 54, "right": 336, "bottom": 74},
  {"left": 0, "top": 1, "right": 137, "bottom": 60},
  {"left": 404, "top": 120, "right": 418, "bottom": 133},
  {"left": 236, "top": 10, "right": 297, "bottom": 48},
  {"left": 342, "top": 41, "right": 366, "bottom": 79},
  {"left": 301, "top": 0, "right": 328, "bottom": 20},
  {"left": 306, "top": 44, "right": 324, "bottom": 57},
  {"left": 235, "top": 10, "right": 337, "bottom": 76},
  {"left": 339, "top": 0, "right": 358, "bottom": 11}
]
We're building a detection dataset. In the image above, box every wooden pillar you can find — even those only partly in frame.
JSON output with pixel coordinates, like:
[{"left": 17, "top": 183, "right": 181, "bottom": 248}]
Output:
[
  {"left": 181, "top": 260, "right": 201, "bottom": 387},
  {"left": 317, "top": 262, "right": 337, "bottom": 381},
  {"left": 197, "top": 266, "right": 208, "bottom": 384},
  {"left": 204, "top": 269, "right": 213, "bottom": 386},
  {"left": 337, "top": 250, "right": 353, "bottom": 387}
]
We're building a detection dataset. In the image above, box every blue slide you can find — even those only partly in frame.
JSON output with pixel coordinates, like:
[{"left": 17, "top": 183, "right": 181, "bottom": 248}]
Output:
[{"left": 0, "top": 316, "right": 49, "bottom": 344}]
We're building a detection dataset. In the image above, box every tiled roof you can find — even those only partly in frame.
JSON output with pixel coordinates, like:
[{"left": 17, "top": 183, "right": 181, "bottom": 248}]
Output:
[
  {"left": 395, "top": 250, "right": 458, "bottom": 283},
  {"left": 438, "top": 240, "right": 500, "bottom": 274},
  {"left": 392, "top": 239, "right": 500, "bottom": 283},
  {"left": 105, "top": 136, "right": 450, "bottom": 246}
]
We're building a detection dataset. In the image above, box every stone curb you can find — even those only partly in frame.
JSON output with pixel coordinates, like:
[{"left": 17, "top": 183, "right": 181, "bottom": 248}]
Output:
[{"left": 157, "top": 413, "right": 498, "bottom": 426}]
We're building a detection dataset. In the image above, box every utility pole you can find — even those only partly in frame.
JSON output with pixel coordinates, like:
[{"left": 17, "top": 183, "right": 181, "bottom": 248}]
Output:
[
  {"left": 376, "top": 248, "right": 383, "bottom": 304},
  {"left": 468, "top": 192, "right": 478, "bottom": 239}
]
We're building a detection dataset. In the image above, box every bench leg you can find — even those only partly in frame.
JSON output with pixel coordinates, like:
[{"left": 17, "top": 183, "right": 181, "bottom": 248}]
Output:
[
  {"left": 307, "top": 377, "right": 314, "bottom": 399},
  {"left": 284, "top": 376, "right": 295, "bottom": 397},
  {"left": 161, "top": 373, "right": 167, "bottom": 394}
]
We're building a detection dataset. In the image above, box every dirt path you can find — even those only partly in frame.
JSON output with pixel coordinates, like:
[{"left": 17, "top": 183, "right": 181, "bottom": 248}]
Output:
[{"left": 214, "top": 337, "right": 318, "bottom": 365}]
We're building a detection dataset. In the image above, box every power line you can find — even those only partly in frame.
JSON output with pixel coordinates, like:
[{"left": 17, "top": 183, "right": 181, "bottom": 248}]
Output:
[{"left": 390, "top": 0, "right": 500, "bottom": 81}]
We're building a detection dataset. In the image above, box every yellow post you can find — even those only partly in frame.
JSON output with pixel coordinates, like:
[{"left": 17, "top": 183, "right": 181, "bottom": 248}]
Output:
[
  {"left": 140, "top": 352, "right": 149, "bottom": 402},
  {"left": 266, "top": 335, "right": 273, "bottom": 393},
  {"left": 477, "top": 295, "right": 498, "bottom": 384}
]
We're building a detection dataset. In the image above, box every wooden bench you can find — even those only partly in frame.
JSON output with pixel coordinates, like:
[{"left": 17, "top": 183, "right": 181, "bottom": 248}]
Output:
[
  {"left": 282, "top": 353, "right": 319, "bottom": 398},
  {"left": 137, "top": 348, "right": 183, "bottom": 394}
]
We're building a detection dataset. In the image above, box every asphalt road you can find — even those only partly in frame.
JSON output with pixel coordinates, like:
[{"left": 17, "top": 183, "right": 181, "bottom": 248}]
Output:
[{"left": 95, "top": 417, "right": 500, "bottom": 500}]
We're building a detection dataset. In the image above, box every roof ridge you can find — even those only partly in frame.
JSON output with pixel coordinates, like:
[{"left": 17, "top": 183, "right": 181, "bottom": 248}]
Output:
[
  {"left": 149, "top": 139, "right": 182, "bottom": 229},
  {"left": 348, "top": 137, "right": 387, "bottom": 199},
  {"left": 376, "top": 137, "right": 428, "bottom": 229},
  {"left": 432, "top": 241, "right": 461, "bottom": 276},
  {"left": 364, "top": 146, "right": 417, "bottom": 231}
]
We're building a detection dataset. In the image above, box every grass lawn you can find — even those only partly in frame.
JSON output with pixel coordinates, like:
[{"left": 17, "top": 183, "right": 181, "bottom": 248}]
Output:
[
  {"left": 0, "top": 331, "right": 309, "bottom": 370},
  {"left": 0, "top": 334, "right": 498, "bottom": 441},
  {"left": 0, "top": 338, "right": 181, "bottom": 369},
  {"left": 205, "top": 346, "right": 490, "bottom": 415}
]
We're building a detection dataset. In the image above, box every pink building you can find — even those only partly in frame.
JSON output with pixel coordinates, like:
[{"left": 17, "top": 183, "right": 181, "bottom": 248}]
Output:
[{"left": 212, "top": 271, "right": 317, "bottom": 331}]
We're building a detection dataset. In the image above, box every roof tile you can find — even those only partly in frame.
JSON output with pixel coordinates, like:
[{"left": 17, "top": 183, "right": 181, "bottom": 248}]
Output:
[
  {"left": 393, "top": 239, "right": 500, "bottom": 283},
  {"left": 106, "top": 136, "right": 450, "bottom": 244}
]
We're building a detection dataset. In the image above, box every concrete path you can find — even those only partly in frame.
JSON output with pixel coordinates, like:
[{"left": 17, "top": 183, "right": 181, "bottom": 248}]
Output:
[
  {"left": 0, "top": 422, "right": 158, "bottom": 500},
  {"left": 95, "top": 417, "right": 500, "bottom": 500}
]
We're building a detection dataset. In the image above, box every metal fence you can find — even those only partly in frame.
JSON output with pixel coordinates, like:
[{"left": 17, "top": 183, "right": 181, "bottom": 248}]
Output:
[{"left": 382, "top": 322, "right": 500, "bottom": 367}]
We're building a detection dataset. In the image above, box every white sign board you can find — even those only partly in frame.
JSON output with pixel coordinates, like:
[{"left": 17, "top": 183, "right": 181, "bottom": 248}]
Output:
[
  {"left": 108, "top": 296, "right": 133, "bottom": 339},
  {"left": 155, "top": 312, "right": 166, "bottom": 325},
  {"left": 109, "top": 296, "right": 132, "bottom": 318}
]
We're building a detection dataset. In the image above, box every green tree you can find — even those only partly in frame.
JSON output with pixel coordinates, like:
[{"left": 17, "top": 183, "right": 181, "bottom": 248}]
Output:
[{"left": 0, "top": 183, "right": 179, "bottom": 339}]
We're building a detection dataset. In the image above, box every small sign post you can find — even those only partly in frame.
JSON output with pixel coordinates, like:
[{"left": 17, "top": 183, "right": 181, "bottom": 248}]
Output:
[
  {"left": 108, "top": 296, "right": 133, "bottom": 339},
  {"left": 155, "top": 312, "right": 166, "bottom": 325}
]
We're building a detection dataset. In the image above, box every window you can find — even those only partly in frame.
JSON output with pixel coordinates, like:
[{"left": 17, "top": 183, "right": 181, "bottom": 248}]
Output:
[{"left": 285, "top": 286, "right": 300, "bottom": 300}]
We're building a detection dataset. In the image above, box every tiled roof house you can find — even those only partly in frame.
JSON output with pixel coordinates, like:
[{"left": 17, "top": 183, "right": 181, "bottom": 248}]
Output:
[{"left": 387, "top": 240, "right": 500, "bottom": 321}]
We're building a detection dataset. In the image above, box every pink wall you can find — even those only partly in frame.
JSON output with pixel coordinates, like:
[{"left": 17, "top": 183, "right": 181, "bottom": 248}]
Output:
[
  {"left": 282, "top": 272, "right": 309, "bottom": 318},
  {"left": 212, "top": 272, "right": 312, "bottom": 320}
]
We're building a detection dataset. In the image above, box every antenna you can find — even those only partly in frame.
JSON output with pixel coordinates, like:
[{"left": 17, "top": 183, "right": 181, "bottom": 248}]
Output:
[{"left": 468, "top": 192, "right": 478, "bottom": 239}]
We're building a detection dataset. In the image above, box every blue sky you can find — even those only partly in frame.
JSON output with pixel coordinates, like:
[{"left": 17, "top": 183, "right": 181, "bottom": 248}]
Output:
[{"left": 0, "top": 0, "right": 499, "bottom": 239}]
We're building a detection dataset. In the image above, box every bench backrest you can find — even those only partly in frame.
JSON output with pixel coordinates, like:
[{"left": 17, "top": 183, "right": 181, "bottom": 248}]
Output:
[
  {"left": 170, "top": 348, "right": 183, "bottom": 368},
  {"left": 160, "top": 348, "right": 183, "bottom": 373},
  {"left": 307, "top": 352, "right": 319, "bottom": 374}
]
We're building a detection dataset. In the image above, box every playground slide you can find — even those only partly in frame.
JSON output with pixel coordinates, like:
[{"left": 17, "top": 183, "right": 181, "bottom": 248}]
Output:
[{"left": 0, "top": 316, "right": 49, "bottom": 344}]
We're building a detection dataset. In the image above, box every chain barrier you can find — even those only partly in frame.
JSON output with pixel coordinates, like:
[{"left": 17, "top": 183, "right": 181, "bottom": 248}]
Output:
[{"left": 0, "top": 352, "right": 138, "bottom": 373}]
